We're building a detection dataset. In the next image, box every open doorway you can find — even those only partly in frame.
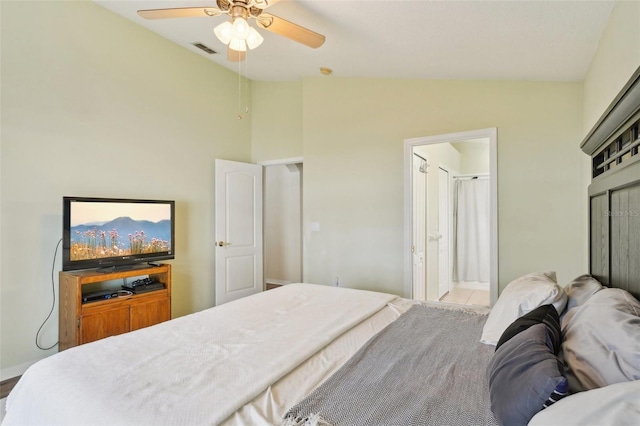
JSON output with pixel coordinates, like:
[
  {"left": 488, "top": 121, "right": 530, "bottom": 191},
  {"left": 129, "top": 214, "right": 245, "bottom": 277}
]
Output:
[
  {"left": 404, "top": 129, "right": 498, "bottom": 307},
  {"left": 262, "top": 159, "right": 303, "bottom": 288}
]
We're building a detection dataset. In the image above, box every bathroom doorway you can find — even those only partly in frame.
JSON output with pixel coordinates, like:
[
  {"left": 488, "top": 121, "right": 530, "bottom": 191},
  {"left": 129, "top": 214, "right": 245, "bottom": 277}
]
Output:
[{"left": 404, "top": 129, "right": 498, "bottom": 307}]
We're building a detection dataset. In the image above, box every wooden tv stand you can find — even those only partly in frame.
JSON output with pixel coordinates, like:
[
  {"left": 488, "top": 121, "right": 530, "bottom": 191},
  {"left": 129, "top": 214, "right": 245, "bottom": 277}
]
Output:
[{"left": 59, "top": 264, "right": 171, "bottom": 351}]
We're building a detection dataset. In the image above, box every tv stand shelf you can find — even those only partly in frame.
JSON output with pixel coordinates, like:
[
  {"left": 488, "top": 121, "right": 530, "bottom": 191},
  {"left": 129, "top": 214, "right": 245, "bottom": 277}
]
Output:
[{"left": 59, "top": 264, "right": 171, "bottom": 350}]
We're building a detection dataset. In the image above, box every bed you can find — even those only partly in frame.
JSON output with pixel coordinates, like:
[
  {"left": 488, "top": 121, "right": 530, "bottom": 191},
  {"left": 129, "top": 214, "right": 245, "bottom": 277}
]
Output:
[
  {"left": 4, "top": 285, "right": 496, "bottom": 426},
  {"left": 4, "top": 67, "right": 640, "bottom": 425}
]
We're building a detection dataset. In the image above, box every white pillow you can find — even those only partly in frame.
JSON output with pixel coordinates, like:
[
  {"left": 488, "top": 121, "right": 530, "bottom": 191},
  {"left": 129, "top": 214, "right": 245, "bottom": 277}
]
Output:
[
  {"left": 480, "top": 271, "right": 566, "bottom": 345},
  {"left": 529, "top": 380, "right": 640, "bottom": 426},
  {"left": 562, "top": 288, "right": 640, "bottom": 392}
]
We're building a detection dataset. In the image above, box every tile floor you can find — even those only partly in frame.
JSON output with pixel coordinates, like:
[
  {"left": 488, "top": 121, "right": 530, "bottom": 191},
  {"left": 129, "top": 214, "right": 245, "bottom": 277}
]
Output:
[{"left": 440, "top": 286, "right": 490, "bottom": 307}]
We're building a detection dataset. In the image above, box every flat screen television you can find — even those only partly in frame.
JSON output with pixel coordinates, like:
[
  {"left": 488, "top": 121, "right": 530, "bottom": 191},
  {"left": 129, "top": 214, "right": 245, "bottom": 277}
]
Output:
[{"left": 63, "top": 196, "right": 175, "bottom": 272}]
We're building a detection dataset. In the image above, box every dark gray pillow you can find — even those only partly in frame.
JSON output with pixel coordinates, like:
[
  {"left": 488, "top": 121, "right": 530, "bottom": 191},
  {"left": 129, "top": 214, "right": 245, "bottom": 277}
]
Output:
[
  {"left": 495, "top": 304, "right": 560, "bottom": 352},
  {"left": 487, "top": 323, "right": 568, "bottom": 426}
]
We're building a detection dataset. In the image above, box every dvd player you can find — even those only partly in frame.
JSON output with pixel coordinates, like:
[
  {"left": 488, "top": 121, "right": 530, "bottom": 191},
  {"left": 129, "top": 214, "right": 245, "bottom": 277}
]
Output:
[
  {"left": 122, "top": 282, "right": 165, "bottom": 294},
  {"left": 82, "top": 290, "right": 119, "bottom": 303}
]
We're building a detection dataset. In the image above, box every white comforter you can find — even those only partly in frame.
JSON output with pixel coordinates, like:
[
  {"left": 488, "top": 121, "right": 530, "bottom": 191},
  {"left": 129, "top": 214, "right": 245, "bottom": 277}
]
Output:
[{"left": 4, "top": 284, "right": 398, "bottom": 425}]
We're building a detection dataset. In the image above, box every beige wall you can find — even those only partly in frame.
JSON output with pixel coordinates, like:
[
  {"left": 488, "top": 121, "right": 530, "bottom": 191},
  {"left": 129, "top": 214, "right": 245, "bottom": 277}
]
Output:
[
  {"left": 0, "top": 1, "right": 251, "bottom": 374},
  {"left": 583, "top": 1, "right": 640, "bottom": 136},
  {"left": 457, "top": 141, "right": 491, "bottom": 175},
  {"left": 251, "top": 81, "right": 303, "bottom": 163},
  {"left": 302, "top": 78, "right": 584, "bottom": 296}
]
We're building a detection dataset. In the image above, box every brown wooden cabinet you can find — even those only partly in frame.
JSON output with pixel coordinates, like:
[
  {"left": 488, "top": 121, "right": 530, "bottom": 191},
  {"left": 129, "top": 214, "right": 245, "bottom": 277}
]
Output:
[{"left": 59, "top": 264, "right": 171, "bottom": 350}]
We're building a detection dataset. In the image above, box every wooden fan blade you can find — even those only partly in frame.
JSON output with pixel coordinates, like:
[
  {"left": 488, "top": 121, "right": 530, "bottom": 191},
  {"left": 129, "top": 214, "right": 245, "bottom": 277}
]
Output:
[
  {"left": 253, "top": 0, "right": 282, "bottom": 9},
  {"left": 137, "top": 7, "right": 222, "bottom": 20},
  {"left": 228, "top": 47, "right": 246, "bottom": 62},
  {"left": 256, "top": 13, "right": 325, "bottom": 48}
]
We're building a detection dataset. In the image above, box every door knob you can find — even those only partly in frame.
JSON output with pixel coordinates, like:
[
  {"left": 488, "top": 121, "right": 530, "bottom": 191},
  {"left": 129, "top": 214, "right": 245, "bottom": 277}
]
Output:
[{"left": 217, "top": 241, "right": 229, "bottom": 247}]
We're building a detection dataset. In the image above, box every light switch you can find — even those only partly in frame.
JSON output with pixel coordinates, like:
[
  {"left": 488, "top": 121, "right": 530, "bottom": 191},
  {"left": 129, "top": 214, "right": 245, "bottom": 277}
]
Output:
[{"left": 311, "top": 222, "right": 320, "bottom": 232}]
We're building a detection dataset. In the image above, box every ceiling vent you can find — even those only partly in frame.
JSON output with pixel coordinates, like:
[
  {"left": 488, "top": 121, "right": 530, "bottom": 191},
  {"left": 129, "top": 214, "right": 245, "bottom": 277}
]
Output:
[{"left": 192, "top": 43, "right": 217, "bottom": 55}]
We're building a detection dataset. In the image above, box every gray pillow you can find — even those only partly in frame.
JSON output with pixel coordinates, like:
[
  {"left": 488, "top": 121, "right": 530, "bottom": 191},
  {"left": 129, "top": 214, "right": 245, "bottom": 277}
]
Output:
[
  {"left": 487, "top": 323, "right": 567, "bottom": 426},
  {"left": 562, "top": 288, "right": 640, "bottom": 392},
  {"left": 563, "top": 274, "right": 603, "bottom": 311}
]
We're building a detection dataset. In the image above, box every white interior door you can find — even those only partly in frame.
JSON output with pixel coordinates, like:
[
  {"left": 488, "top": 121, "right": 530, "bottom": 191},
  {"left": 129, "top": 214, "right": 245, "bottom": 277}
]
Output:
[
  {"left": 215, "top": 159, "right": 263, "bottom": 305},
  {"left": 438, "top": 167, "right": 450, "bottom": 298},
  {"left": 412, "top": 154, "right": 427, "bottom": 300}
]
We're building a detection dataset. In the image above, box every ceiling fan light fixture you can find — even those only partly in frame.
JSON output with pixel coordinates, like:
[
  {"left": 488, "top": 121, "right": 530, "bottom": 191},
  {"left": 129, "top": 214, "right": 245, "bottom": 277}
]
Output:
[
  {"left": 138, "top": 3, "right": 327, "bottom": 63},
  {"left": 214, "top": 21, "right": 233, "bottom": 44},
  {"left": 229, "top": 37, "right": 247, "bottom": 52},
  {"left": 246, "top": 27, "right": 264, "bottom": 50},
  {"left": 232, "top": 17, "right": 250, "bottom": 40}
]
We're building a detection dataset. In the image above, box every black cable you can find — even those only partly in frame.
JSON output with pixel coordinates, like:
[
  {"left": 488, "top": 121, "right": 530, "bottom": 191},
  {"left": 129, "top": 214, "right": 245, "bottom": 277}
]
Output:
[{"left": 36, "top": 238, "right": 61, "bottom": 350}]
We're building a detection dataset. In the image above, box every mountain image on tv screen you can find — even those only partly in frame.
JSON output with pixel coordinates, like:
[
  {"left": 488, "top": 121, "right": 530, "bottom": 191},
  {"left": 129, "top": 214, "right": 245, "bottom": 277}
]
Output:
[{"left": 69, "top": 201, "right": 172, "bottom": 261}]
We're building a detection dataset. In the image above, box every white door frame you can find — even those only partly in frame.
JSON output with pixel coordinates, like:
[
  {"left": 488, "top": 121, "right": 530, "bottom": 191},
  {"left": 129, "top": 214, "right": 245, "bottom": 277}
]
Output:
[
  {"left": 437, "top": 165, "right": 451, "bottom": 299},
  {"left": 258, "top": 157, "right": 304, "bottom": 167},
  {"left": 411, "top": 153, "right": 427, "bottom": 300},
  {"left": 404, "top": 128, "right": 499, "bottom": 305}
]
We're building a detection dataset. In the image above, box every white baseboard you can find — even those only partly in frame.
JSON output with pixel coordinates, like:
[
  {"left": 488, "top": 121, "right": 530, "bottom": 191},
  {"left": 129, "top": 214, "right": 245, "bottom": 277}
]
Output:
[
  {"left": 265, "top": 278, "right": 293, "bottom": 286},
  {"left": 453, "top": 281, "right": 489, "bottom": 291}
]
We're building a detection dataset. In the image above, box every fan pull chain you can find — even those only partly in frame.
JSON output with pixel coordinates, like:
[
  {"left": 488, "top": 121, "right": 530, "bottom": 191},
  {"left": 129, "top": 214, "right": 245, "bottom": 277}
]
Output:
[
  {"left": 244, "top": 54, "right": 250, "bottom": 115},
  {"left": 235, "top": 51, "right": 250, "bottom": 120},
  {"left": 237, "top": 59, "right": 243, "bottom": 120}
]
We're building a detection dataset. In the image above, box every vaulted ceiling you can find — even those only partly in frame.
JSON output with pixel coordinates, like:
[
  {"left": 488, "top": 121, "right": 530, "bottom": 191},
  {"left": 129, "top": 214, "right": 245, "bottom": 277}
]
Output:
[{"left": 95, "top": 0, "right": 615, "bottom": 81}]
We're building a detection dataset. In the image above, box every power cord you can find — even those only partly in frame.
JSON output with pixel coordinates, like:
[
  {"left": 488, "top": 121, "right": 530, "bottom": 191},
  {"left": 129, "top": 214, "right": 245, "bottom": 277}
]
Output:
[{"left": 36, "top": 238, "right": 61, "bottom": 350}]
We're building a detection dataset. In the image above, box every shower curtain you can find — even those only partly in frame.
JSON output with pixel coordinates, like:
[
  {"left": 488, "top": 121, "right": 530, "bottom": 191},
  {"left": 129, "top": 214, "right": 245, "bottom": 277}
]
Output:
[{"left": 452, "top": 178, "right": 490, "bottom": 283}]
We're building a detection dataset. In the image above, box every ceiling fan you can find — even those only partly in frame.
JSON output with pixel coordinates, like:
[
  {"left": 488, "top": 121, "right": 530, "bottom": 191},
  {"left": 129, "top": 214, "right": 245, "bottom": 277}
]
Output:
[{"left": 137, "top": 0, "right": 326, "bottom": 62}]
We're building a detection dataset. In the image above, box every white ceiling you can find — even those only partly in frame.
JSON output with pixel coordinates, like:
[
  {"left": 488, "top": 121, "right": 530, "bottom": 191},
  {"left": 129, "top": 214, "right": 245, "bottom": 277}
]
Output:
[{"left": 94, "top": 0, "right": 615, "bottom": 82}]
